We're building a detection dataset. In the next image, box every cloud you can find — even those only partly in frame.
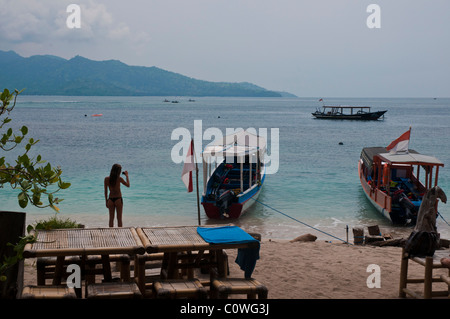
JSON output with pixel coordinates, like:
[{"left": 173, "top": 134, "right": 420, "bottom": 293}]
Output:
[{"left": 0, "top": 0, "right": 148, "bottom": 45}]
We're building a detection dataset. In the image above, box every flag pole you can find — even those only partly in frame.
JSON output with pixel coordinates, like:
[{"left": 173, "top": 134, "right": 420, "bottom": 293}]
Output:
[
  {"left": 193, "top": 140, "right": 201, "bottom": 225},
  {"left": 195, "top": 161, "right": 201, "bottom": 225}
]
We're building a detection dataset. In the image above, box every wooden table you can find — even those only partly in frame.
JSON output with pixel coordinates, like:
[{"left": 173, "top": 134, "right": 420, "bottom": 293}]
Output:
[
  {"left": 23, "top": 227, "right": 145, "bottom": 286},
  {"left": 135, "top": 226, "right": 259, "bottom": 293}
]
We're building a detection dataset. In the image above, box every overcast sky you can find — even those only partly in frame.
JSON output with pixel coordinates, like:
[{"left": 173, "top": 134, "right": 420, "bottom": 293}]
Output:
[{"left": 1, "top": 0, "right": 449, "bottom": 97}]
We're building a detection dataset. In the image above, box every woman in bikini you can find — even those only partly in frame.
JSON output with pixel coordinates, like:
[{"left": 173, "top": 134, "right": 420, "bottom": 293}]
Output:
[{"left": 104, "top": 164, "right": 130, "bottom": 227}]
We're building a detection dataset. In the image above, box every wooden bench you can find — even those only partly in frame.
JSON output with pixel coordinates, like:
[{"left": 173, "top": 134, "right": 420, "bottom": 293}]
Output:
[
  {"left": 211, "top": 278, "right": 268, "bottom": 299},
  {"left": 153, "top": 279, "right": 208, "bottom": 299},
  {"left": 86, "top": 282, "right": 142, "bottom": 299},
  {"left": 21, "top": 285, "right": 77, "bottom": 299}
]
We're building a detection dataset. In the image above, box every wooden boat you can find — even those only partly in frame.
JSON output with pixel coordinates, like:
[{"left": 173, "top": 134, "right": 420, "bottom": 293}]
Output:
[
  {"left": 312, "top": 106, "right": 387, "bottom": 120},
  {"left": 201, "top": 130, "right": 266, "bottom": 219},
  {"left": 358, "top": 147, "right": 444, "bottom": 225}
]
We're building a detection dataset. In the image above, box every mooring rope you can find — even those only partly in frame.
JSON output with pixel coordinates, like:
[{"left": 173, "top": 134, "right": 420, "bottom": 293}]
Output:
[
  {"left": 251, "top": 198, "right": 352, "bottom": 245},
  {"left": 438, "top": 212, "right": 450, "bottom": 227}
]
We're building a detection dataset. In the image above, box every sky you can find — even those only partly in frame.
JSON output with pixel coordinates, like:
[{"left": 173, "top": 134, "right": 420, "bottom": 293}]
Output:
[{"left": 0, "top": 0, "right": 449, "bottom": 97}]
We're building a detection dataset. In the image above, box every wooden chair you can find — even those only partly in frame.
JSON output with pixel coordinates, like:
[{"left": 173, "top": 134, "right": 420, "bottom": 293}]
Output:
[
  {"left": 135, "top": 251, "right": 228, "bottom": 297},
  {"left": 21, "top": 285, "right": 77, "bottom": 299},
  {"left": 399, "top": 247, "right": 450, "bottom": 299},
  {"left": 134, "top": 252, "right": 165, "bottom": 297},
  {"left": 37, "top": 254, "right": 131, "bottom": 285},
  {"left": 211, "top": 278, "right": 268, "bottom": 299}
]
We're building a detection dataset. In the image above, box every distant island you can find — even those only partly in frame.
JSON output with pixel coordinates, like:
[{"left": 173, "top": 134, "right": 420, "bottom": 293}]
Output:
[{"left": 0, "top": 50, "right": 295, "bottom": 97}]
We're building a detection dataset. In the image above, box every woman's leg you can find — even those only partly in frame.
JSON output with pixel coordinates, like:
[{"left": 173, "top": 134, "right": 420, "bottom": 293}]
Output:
[
  {"left": 116, "top": 200, "right": 123, "bottom": 227},
  {"left": 107, "top": 199, "right": 116, "bottom": 227}
]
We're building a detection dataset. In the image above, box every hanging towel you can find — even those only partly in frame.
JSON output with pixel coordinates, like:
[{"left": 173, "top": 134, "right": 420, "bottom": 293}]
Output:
[{"left": 197, "top": 226, "right": 260, "bottom": 278}]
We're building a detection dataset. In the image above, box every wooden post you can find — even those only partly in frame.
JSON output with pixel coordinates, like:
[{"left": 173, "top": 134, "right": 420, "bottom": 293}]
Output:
[
  {"left": 352, "top": 227, "right": 364, "bottom": 245},
  {"left": 0, "top": 211, "right": 26, "bottom": 299},
  {"left": 399, "top": 248, "right": 408, "bottom": 298},
  {"left": 424, "top": 256, "right": 433, "bottom": 299}
]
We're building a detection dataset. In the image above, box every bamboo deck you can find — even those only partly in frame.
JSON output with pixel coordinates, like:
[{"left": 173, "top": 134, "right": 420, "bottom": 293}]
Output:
[
  {"left": 23, "top": 227, "right": 145, "bottom": 257},
  {"left": 138, "top": 226, "right": 258, "bottom": 253},
  {"left": 140, "top": 226, "right": 205, "bottom": 246}
]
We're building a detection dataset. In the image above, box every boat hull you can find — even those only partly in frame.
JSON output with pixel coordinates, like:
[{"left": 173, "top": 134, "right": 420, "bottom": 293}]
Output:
[
  {"left": 358, "top": 159, "right": 403, "bottom": 224},
  {"left": 358, "top": 159, "right": 416, "bottom": 225},
  {"left": 202, "top": 168, "right": 265, "bottom": 219},
  {"left": 313, "top": 110, "right": 387, "bottom": 120},
  {"left": 202, "top": 184, "right": 262, "bottom": 219}
]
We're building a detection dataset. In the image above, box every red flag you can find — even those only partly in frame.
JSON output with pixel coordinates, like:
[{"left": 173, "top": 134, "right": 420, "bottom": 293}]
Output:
[
  {"left": 181, "top": 139, "right": 195, "bottom": 192},
  {"left": 386, "top": 128, "right": 411, "bottom": 154},
  {"left": 319, "top": 98, "right": 323, "bottom": 102}
]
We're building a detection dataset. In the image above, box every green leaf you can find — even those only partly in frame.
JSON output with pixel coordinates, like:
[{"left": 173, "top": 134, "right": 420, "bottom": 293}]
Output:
[
  {"left": 58, "top": 179, "right": 71, "bottom": 189},
  {"left": 18, "top": 192, "right": 28, "bottom": 208},
  {"left": 20, "top": 126, "right": 28, "bottom": 135},
  {"left": 32, "top": 193, "right": 42, "bottom": 206},
  {"left": 26, "top": 225, "right": 34, "bottom": 234},
  {"left": 1, "top": 88, "right": 10, "bottom": 100}
]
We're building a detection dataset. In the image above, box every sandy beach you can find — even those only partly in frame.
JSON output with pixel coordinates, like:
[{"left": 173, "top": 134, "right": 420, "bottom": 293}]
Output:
[{"left": 22, "top": 237, "right": 450, "bottom": 299}]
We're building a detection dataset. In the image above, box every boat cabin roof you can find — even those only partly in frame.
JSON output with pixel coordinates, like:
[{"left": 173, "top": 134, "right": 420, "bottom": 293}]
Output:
[
  {"left": 202, "top": 130, "right": 266, "bottom": 159},
  {"left": 361, "top": 147, "right": 443, "bottom": 168},
  {"left": 378, "top": 152, "right": 444, "bottom": 166},
  {"left": 322, "top": 106, "right": 371, "bottom": 109}
]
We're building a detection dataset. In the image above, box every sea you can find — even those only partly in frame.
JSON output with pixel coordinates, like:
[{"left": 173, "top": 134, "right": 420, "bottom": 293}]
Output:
[{"left": 2, "top": 96, "right": 450, "bottom": 242}]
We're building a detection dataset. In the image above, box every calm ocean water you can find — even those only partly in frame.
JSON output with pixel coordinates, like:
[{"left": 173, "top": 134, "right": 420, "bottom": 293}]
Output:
[{"left": 2, "top": 96, "right": 450, "bottom": 241}]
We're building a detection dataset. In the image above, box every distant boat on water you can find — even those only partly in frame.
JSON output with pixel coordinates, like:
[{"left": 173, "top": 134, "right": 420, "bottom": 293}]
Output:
[
  {"left": 201, "top": 130, "right": 266, "bottom": 219},
  {"left": 358, "top": 128, "right": 444, "bottom": 225},
  {"left": 312, "top": 106, "right": 387, "bottom": 120}
]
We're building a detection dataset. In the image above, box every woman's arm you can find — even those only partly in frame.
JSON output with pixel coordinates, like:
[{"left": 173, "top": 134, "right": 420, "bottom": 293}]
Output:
[
  {"left": 104, "top": 177, "right": 109, "bottom": 206},
  {"left": 121, "top": 171, "right": 130, "bottom": 187}
]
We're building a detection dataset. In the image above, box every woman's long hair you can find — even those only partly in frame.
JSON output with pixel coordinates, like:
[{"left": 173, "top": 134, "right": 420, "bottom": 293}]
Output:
[{"left": 109, "top": 164, "right": 122, "bottom": 187}]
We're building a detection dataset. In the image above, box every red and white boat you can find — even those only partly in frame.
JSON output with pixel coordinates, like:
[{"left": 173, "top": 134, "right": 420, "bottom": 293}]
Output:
[{"left": 358, "top": 129, "right": 444, "bottom": 225}]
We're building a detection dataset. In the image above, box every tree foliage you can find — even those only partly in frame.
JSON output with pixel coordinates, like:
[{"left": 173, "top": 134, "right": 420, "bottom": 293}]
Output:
[{"left": 0, "top": 88, "right": 70, "bottom": 211}]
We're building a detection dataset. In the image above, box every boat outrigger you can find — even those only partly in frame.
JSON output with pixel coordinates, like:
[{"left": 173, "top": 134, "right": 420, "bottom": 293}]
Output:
[
  {"left": 312, "top": 106, "right": 387, "bottom": 120},
  {"left": 358, "top": 143, "right": 444, "bottom": 225},
  {"left": 201, "top": 130, "right": 266, "bottom": 219}
]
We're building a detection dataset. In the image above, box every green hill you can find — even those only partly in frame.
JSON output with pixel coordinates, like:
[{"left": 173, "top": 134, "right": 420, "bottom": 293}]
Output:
[{"left": 0, "top": 50, "right": 284, "bottom": 97}]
